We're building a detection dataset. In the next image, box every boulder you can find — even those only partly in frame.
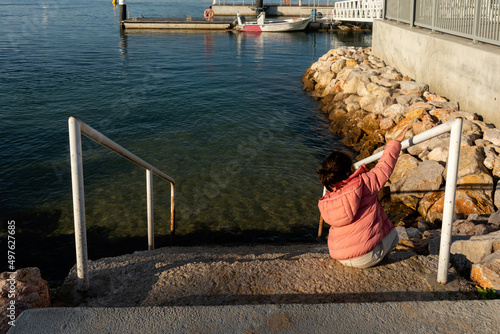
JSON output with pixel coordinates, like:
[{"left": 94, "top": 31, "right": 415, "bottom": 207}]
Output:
[
  {"left": 489, "top": 211, "right": 500, "bottom": 227},
  {"left": 471, "top": 251, "right": 500, "bottom": 290},
  {"left": 371, "top": 75, "right": 397, "bottom": 88},
  {"left": 331, "top": 58, "right": 347, "bottom": 73},
  {"left": 461, "top": 132, "right": 482, "bottom": 148},
  {"left": 407, "top": 101, "right": 434, "bottom": 111},
  {"left": 354, "top": 132, "right": 385, "bottom": 160},
  {"left": 429, "top": 108, "right": 455, "bottom": 121},
  {"left": 372, "top": 96, "right": 393, "bottom": 115},
  {"left": 390, "top": 154, "right": 421, "bottom": 184},
  {"left": 495, "top": 183, "right": 500, "bottom": 210},
  {"left": 428, "top": 100, "right": 459, "bottom": 110},
  {"left": 418, "top": 190, "right": 445, "bottom": 223},
  {"left": 424, "top": 188, "right": 494, "bottom": 224},
  {"left": 391, "top": 160, "right": 444, "bottom": 210},
  {"left": 346, "top": 59, "right": 358, "bottom": 67},
  {"left": 427, "top": 147, "right": 449, "bottom": 163},
  {"left": 379, "top": 117, "right": 396, "bottom": 132},
  {"left": 450, "top": 146, "right": 488, "bottom": 180},
  {"left": 385, "top": 117, "right": 414, "bottom": 142},
  {"left": 314, "top": 71, "right": 336, "bottom": 91},
  {"left": 381, "top": 103, "right": 406, "bottom": 118},
  {"left": 412, "top": 116, "right": 437, "bottom": 135},
  {"left": 450, "top": 230, "right": 500, "bottom": 263},
  {"left": 342, "top": 72, "right": 369, "bottom": 94},
  {"left": 396, "top": 81, "right": 429, "bottom": 94},
  {"left": 483, "top": 150, "right": 497, "bottom": 170},
  {"left": 358, "top": 114, "right": 380, "bottom": 136},
  {"left": 484, "top": 128, "right": 500, "bottom": 146},
  {"left": 456, "top": 174, "right": 494, "bottom": 216},
  {"left": 425, "top": 93, "right": 448, "bottom": 103},
  {"left": 0, "top": 267, "right": 51, "bottom": 334},
  {"left": 359, "top": 95, "right": 378, "bottom": 112},
  {"left": 395, "top": 94, "right": 423, "bottom": 106},
  {"left": 441, "top": 111, "right": 479, "bottom": 122}
]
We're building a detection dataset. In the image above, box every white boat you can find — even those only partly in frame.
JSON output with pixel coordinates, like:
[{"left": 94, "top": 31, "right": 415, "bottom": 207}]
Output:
[{"left": 236, "top": 12, "right": 310, "bottom": 32}]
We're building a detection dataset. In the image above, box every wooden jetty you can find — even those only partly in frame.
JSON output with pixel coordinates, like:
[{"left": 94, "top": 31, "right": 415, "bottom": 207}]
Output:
[{"left": 123, "top": 17, "right": 234, "bottom": 30}]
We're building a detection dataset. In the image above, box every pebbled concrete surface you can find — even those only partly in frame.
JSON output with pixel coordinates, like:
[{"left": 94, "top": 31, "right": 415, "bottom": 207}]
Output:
[
  {"left": 54, "top": 244, "right": 477, "bottom": 307},
  {"left": 9, "top": 300, "right": 500, "bottom": 334},
  {"left": 7, "top": 243, "right": 500, "bottom": 333}
]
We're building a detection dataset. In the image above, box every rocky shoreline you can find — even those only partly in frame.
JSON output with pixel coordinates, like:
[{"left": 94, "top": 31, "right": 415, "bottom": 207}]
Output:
[{"left": 302, "top": 46, "right": 500, "bottom": 290}]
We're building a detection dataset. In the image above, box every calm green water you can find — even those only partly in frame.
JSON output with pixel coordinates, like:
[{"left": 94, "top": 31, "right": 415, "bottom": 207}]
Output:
[{"left": 0, "top": 1, "right": 371, "bottom": 277}]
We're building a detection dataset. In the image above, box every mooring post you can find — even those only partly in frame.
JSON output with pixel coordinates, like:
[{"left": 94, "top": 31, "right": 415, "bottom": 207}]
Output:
[
  {"left": 119, "top": 0, "right": 127, "bottom": 22},
  {"left": 256, "top": 0, "right": 264, "bottom": 15}
]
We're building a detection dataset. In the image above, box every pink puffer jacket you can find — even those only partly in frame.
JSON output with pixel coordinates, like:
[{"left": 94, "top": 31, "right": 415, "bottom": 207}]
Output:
[{"left": 318, "top": 140, "right": 401, "bottom": 261}]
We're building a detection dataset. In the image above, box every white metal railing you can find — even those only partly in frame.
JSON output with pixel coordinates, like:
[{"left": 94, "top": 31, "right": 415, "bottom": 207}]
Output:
[
  {"left": 331, "top": 0, "right": 383, "bottom": 21},
  {"left": 318, "top": 118, "right": 463, "bottom": 284},
  {"left": 386, "top": 0, "right": 500, "bottom": 46},
  {"left": 68, "top": 116, "right": 175, "bottom": 292},
  {"left": 211, "top": 1, "right": 337, "bottom": 6}
]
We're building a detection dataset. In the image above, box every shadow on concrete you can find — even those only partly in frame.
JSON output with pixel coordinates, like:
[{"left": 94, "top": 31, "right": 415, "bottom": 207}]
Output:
[{"left": 166, "top": 290, "right": 479, "bottom": 306}]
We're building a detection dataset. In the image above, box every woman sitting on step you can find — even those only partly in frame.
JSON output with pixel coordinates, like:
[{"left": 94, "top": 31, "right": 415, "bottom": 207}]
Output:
[{"left": 317, "top": 127, "right": 409, "bottom": 268}]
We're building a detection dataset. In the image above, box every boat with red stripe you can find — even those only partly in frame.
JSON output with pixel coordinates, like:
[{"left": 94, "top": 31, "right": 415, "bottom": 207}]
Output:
[{"left": 236, "top": 12, "right": 310, "bottom": 32}]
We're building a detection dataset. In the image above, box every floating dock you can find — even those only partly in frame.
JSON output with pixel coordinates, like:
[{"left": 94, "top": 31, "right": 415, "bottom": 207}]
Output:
[{"left": 123, "top": 17, "right": 234, "bottom": 30}]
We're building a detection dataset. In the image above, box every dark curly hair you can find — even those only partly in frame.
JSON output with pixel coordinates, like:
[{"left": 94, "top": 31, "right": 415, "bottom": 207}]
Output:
[{"left": 317, "top": 151, "right": 354, "bottom": 191}]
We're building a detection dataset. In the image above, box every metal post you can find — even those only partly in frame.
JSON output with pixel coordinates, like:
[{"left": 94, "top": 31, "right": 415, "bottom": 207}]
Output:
[
  {"left": 410, "top": 0, "right": 415, "bottom": 27},
  {"left": 119, "top": 0, "right": 127, "bottom": 22},
  {"left": 256, "top": 0, "right": 264, "bottom": 15},
  {"left": 437, "top": 118, "right": 463, "bottom": 284},
  {"left": 170, "top": 183, "right": 176, "bottom": 243},
  {"left": 431, "top": 0, "right": 437, "bottom": 32},
  {"left": 68, "top": 117, "right": 90, "bottom": 293},
  {"left": 472, "top": 0, "right": 482, "bottom": 43},
  {"left": 146, "top": 169, "right": 154, "bottom": 250}
]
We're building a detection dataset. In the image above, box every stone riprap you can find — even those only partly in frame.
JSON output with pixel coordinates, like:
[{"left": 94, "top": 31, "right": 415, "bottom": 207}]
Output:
[
  {"left": 302, "top": 46, "right": 500, "bottom": 290},
  {"left": 0, "top": 268, "right": 50, "bottom": 334},
  {"left": 302, "top": 46, "right": 500, "bottom": 224}
]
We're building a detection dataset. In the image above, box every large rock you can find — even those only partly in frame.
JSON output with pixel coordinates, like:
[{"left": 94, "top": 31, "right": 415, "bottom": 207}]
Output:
[
  {"left": 450, "top": 230, "right": 500, "bottom": 263},
  {"left": 390, "top": 154, "right": 421, "bottom": 184},
  {"left": 0, "top": 267, "right": 50, "bottom": 334},
  {"left": 358, "top": 113, "right": 380, "bottom": 136},
  {"left": 484, "top": 128, "right": 500, "bottom": 146},
  {"left": 450, "top": 146, "right": 488, "bottom": 180},
  {"left": 342, "top": 72, "right": 369, "bottom": 94},
  {"left": 331, "top": 58, "right": 347, "bottom": 74},
  {"left": 471, "top": 251, "right": 500, "bottom": 290},
  {"left": 391, "top": 160, "right": 444, "bottom": 210},
  {"left": 396, "top": 81, "right": 429, "bottom": 94},
  {"left": 427, "top": 147, "right": 449, "bottom": 163}
]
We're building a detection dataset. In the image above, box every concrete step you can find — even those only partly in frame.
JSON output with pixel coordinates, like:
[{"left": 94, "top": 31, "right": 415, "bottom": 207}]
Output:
[{"left": 9, "top": 300, "right": 500, "bottom": 334}]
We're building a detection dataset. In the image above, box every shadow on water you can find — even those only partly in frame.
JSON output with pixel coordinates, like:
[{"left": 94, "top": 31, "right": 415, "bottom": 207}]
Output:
[{"left": 0, "top": 209, "right": 323, "bottom": 286}]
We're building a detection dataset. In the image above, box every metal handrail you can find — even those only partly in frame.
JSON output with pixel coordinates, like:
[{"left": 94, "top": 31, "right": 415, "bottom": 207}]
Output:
[
  {"left": 384, "top": 0, "right": 500, "bottom": 46},
  {"left": 318, "top": 118, "right": 463, "bottom": 284},
  {"left": 68, "top": 116, "right": 175, "bottom": 292}
]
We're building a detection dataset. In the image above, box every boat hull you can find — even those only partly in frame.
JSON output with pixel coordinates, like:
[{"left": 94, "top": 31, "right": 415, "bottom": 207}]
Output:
[{"left": 238, "top": 18, "right": 310, "bottom": 32}]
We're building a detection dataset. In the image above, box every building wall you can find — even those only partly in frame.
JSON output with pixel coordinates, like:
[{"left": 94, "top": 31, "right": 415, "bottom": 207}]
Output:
[{"left": 373, "top": 20, "right": 500, "bottom": 127}]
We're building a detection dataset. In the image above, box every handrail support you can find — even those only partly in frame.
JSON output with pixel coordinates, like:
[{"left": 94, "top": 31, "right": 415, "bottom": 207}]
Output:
[{"left": 68, "top": 116, "right": 175, "bottom": 292}]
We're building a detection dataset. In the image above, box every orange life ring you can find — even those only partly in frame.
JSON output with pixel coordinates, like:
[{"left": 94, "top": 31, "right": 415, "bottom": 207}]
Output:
[
  {"left": 284, "top": 0, "right": 291, "bottom": 4},
  {"left": 204, "top": 8, "right": 214, "bottom": 20}
]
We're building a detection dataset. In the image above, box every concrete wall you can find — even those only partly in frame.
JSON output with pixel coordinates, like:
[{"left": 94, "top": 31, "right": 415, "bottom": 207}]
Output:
[{"left": 373, "top": 20, "right": 500, "bottom": 127}]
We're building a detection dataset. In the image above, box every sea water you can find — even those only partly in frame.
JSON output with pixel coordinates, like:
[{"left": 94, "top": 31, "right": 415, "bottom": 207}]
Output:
[{"left": 0, "top": 0, "right": 371, "bottom": 276}]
